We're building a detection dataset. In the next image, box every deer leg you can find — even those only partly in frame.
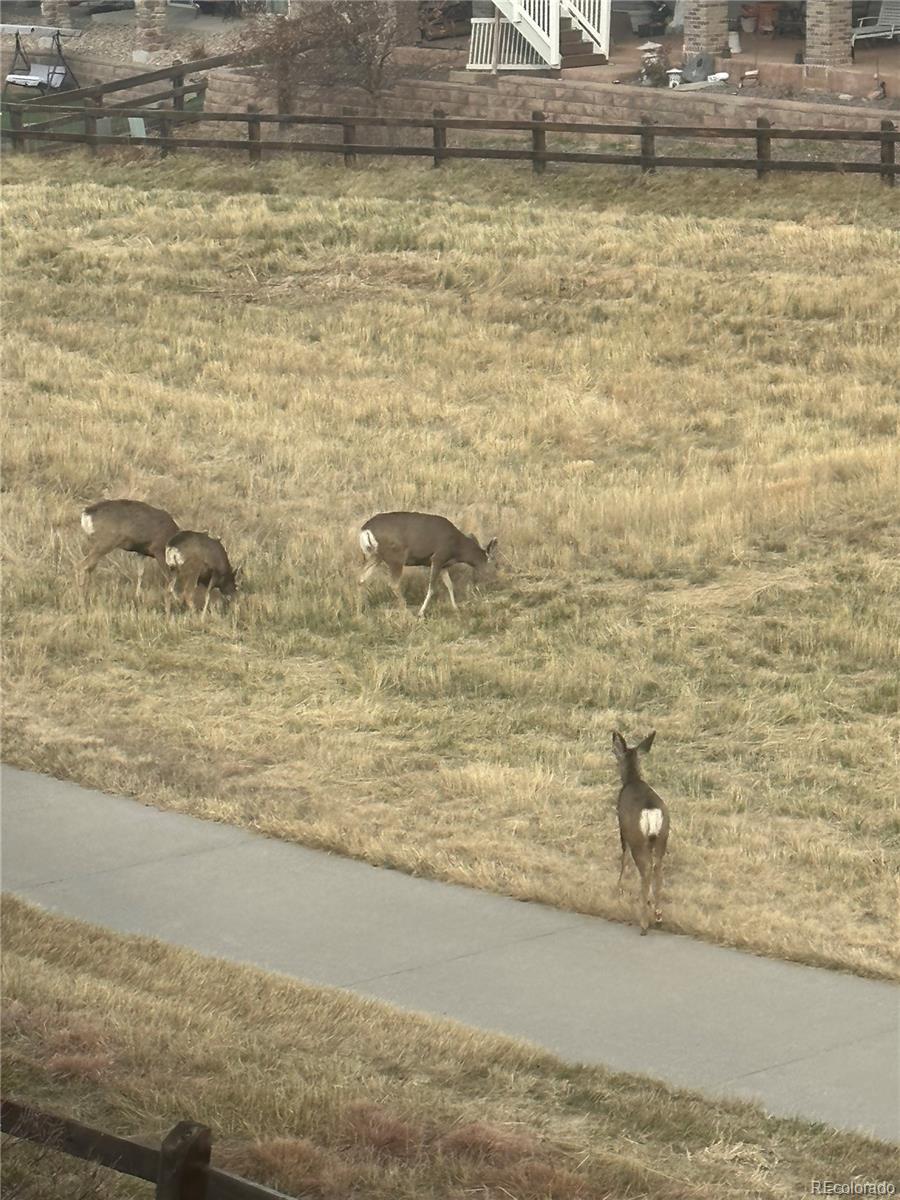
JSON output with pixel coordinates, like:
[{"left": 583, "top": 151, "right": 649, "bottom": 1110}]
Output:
[
  {"left": 200, "top": 580, "right": 214, "bottom": 617},
  {"left": 633, "top": 849, "right": 653, "bottom": 935},
  {"left": 616, "top": 839, "right": 630, "bottom": 895},
  {"left": 134, "top": 558, "right": 147, "bottom": 599},
  {"left": 165, "top": 572, "right": 180, "bottom": 616},
  {"left": 186, "top": 573, "right": 204, "bottom": 612},
  {"left": 418, "top": 563, "right": 440, "bottom": 618},
  {"left": 76, "top": 545, "right": 108, "bottom": 586},
  {"left": 388, "top": 563, "right": 407, "bottom": 611},
  {"left": 359, "top": 557, "right": 380, "bottom": 586},
  {"left": 440, "top": 568, "right": 458, "bottom": 612},
  {"left": 153, "top": 547, "right": 173, "bottom": 585},
  {"left": 651, "top": 850, "right": 664, "bottom": 925}
]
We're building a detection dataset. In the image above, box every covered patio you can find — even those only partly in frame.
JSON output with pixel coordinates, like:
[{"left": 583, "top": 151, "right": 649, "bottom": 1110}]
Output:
[
  {"left": 586, "top": 9, "right": 900, "bottom": 98},
  {"left": 683, "top": 1, "right": 899, "bottom": 67}
]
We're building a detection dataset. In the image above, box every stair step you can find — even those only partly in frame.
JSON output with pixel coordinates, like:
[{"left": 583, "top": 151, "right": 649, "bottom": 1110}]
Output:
[{"left": 560, "top": 52, "right": 607, "bottom": 68}]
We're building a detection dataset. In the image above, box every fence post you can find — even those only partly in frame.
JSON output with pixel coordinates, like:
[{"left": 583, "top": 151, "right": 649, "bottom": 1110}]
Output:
[
  {"left": 172, "top": 59, "right": 185, "bottom": 111},
  {"left": 158, "top": 112, "right": 173, "bottom": 158},
  {"left": 8, "top": 105, "right": 24, "bottom": 152},
  {"left": 247, "top": 103, "right": 261, "bottom": 165},
  {"left": 84, "top": 106, "right": 97, "bottom": 155},
  {"left": 640, "top": 117, "right": 656, "bottom": 175},
  {"left": 532, "top": 109, "right": 546, "bottom": 175},
  {"left": 755, "top": 116, "right": 772, "bottom": 181},
  {"left": 432, "top": 107, "right": 447, "bottom": 168},
  {"left": 156, "top": 1121, "right": 211, "bottom": 1200},
  {"left": 342, "top": 106, "right": 356, "bottom": 167},
  {"left": 82, "top": 90, "right": 103, "bottom": 156},
  {"left": 881, "top": 119, "right": 895, "bottom": 187}
]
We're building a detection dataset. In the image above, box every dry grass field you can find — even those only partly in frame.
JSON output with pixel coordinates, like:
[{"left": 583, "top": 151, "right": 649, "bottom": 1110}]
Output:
[
  {"left": 2, "top": 153, "right": 899, "bottom": 980},
  {"left": 3, "top": 897, "right": 897, "bottom": 1200}
]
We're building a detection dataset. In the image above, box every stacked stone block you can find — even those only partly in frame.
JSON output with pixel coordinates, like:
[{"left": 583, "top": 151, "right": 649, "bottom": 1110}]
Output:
[
  {"left": 133, "top": 0, "right": 168, "bottom": 64},
  {"left": 40, "top": 0, "right": 68, "bottom": 28},
  {"left": 804, "top": 0, "right": 852, "bottom": 67},
  {"left": 683, "top": 1, "right": 728, "bottom": 56}
]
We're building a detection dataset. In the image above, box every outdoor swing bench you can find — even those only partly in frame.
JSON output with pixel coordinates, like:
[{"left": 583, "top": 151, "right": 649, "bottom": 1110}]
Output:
[
  {"left": 2, "top": 26, "right": 81, "bottom": 95},
  {"left": 851, "top": 1, "right": 900, "bottom": 52}
]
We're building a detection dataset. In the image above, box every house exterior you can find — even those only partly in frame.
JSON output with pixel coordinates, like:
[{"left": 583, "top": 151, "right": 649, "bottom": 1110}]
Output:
[
  {"left": 31, "top": 0, "right": 874, "bottom": 70},
  {"left": 466, "top": 1, "right": 865, "bottom": 72},
  {"left": 684, "top": 1, "right": 854, "bottom": 67}
]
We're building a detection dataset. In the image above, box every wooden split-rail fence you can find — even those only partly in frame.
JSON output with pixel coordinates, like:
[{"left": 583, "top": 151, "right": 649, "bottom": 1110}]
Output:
[
  {"left": 1, "top": 52, "right": 236, "bottom": 145},
  {"left": 2, "top": 99, "right": 897, "bottom": 184},
  {"left": 1, "top": 1097, "right": 294, "bottom": 1200},
  {"left": 1, "top": 52, "right": 896, "bottom": 182}
]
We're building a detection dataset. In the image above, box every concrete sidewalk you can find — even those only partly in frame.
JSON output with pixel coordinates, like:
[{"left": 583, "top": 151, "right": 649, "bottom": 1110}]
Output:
[{"left": 2, "top": 765, "right": 897, "bottom": 1142}]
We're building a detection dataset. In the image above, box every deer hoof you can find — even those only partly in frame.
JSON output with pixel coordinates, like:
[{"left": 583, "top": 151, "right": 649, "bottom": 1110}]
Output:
[{"left": 640, "top": 925, "right": 649, "bottom": 936}]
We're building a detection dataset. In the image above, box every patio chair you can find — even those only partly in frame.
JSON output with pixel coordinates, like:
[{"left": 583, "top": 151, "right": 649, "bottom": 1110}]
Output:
[{"left": 851, "top": 1, "right": 900, "bottom": 55}]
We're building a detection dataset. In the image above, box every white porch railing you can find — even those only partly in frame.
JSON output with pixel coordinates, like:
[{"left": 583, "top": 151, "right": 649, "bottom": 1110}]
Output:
[
  {"left": 492, "top": 0, "right": 560, "bottom": 67},
  {"left": 467, "top": 1, "right": 610, "bottom": 72},
  {"left": 467, "top": 16, "right": 548, "bottom": 70},
  {"left": 562, "top": 0, "right": 611, "bottom": 59}
]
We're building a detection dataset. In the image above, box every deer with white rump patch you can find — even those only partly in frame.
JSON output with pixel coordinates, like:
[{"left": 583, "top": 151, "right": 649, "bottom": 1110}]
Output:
[
  {"left": 165, "top": 530, "right": 240, "bottom": 615},
  {"left": 612, "top": 730, "right": 670, "bottom": 935},
  {"left": 358, "top": 512, "right": 498, "bottom": 617},
  {"left": 78, "top": 499, "right": 179, "bottom": 597}
]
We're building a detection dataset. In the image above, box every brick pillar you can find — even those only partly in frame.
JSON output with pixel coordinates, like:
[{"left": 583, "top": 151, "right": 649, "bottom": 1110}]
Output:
[
  {"left": 40, "top": 0, "right": 67, "bottom": 26},
  {"left": 804, "top": 0, "right": 852, "bottom": 67},
  {"left": 133, "top": 0, "right": 168, "bottom": 64},
  {"left": 683, "top": 1, "right": 728, "bottom": 56}
]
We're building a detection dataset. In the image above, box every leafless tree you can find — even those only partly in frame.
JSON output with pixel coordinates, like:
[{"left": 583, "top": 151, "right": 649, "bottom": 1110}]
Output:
[{"left": 238, "top": 1, "right": 403, "bottom": 113}]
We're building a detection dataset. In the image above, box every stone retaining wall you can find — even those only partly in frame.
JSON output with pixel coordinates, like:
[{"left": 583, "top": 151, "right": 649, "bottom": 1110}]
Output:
[
  {"left": 4, "top": 47, "right": 892, "bottom": 151},
  {"left": 389, "top": 76, "right": 895, "bottom": 132}
]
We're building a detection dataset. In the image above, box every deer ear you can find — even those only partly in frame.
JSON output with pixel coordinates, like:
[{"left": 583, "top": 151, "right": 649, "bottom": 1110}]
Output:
[
  {"left": 637, "top": 730, "right": 656, "bottom": 754},
  {"left": 612, "top": 731, "right": 627, "bottom": 760},
  {"left": 485, "top": 537, "right": 498, "bottom": 559}
]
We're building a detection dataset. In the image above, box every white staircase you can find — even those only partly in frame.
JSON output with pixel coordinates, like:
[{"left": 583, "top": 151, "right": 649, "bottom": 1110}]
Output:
[{"left": 467, "top": 0, "right": 611, "bottom": 73}]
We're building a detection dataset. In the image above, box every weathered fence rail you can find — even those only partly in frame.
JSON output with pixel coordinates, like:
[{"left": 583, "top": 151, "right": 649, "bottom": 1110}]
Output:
[
  {"left": 2, "top": 50, "right": 233, "bottom": 150},
  {"left": 10, "top": 51, "right": 236, "bottom": 108},
  {"left": 1, "top": 1097, "right": 293, "bottom": 1200},
  {"left": 1, "top": 100, "right": 896, "bottom": 183}
]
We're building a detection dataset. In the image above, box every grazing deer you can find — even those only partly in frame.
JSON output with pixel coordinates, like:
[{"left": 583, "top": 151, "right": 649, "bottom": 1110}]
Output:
[
  {"left": 358, "top": 511, "right": 498, "bottom": 617},
  {"left": 79, "top": 499, "right": 179, "bottom": 597},
  {"left": 165, "top": 530, "right": 240, "bottom": 615},
  {"left": 612, "top": 730, "right": 670, "bottom": 935}
]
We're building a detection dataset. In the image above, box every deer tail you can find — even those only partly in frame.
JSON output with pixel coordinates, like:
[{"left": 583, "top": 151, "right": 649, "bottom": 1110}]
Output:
[
  {"left": 639, "top": 808, "right": 663, "bottom": 841},
  {"left": 359, "top": 529, "right": 378, "bottom": 556}
]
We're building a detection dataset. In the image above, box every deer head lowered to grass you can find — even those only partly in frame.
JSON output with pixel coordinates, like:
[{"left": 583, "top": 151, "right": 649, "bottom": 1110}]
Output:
[
  {"left": 165, "top": 530, "right": 240, "bottom": 616},
  {"left": 357, "top": 511, "right": 498, "bottom": 618},
  {"left": 612, "top": 730, "right": 670, "bottom": 935}
]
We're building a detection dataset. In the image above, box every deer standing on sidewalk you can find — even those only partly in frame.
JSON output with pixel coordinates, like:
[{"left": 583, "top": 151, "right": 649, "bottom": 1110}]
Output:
[
  {"left": 358, "top": 512, "right": 498, "bottom": 617},
  {"left": 78, "top": 499, "right": 179, "bottom": 597},
  {"left": 612, "top": 730, "right": 670, "bottom": 935},
  {"left": 165, "top": 530, "right": 240, "bottom": 615}
]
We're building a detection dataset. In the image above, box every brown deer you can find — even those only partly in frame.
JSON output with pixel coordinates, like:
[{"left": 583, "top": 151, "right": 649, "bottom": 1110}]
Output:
[
  {"left": 612, "top": 730, "right": 670, "bottom": 935},
  {"left": 165, "top": 530, "right": 240, "bottom": 615},
  {"left": 78, "top": 499, "right": 179, "bottom": 597},
  {"left": 358, "top": 512, "right": 498, "bottom": 617}
]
